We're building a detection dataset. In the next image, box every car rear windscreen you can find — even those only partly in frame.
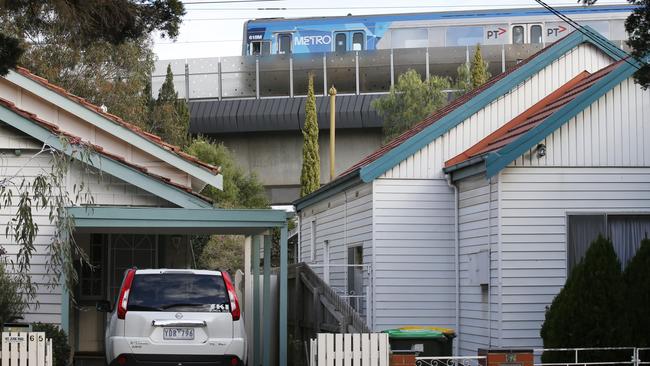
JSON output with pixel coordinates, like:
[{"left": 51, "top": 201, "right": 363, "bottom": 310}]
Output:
[{"left": 127, "top": 273, "right": 230, "bottom": 313}]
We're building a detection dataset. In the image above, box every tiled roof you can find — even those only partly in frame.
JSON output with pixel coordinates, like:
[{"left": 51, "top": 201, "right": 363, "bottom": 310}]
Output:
[
  {"left": 337, "top": 41, "right": 555, "bottom": 179},
  {"left": 14, "top": 67, "right": 220, "bottom": 175},
  {"left": 0, "top": 97, "right": 212, "bottom": 203},
  {"left": 444, "top": 60, "right": 624, "bottom": 168}
]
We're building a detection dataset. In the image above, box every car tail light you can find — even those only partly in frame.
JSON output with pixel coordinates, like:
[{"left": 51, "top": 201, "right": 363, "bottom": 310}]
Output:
[
  {"left": 222, "top": 271, "right": 240, "bottom": 321},
  {"left": 117, "top": 268, "right": 136, "bottom": 320}
]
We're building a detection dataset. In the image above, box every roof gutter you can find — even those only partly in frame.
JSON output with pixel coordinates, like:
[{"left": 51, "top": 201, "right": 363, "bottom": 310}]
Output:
[
  {"left": 443, "top": 155, "right": 487, "bottom": 182},
  {"left": 293, "top": 170, "right": 362, "bottom": 211}
]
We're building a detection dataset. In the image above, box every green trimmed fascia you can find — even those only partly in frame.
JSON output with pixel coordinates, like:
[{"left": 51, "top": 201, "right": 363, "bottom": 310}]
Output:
[
  {"left": 67, "top": 207, "right": 288, "bottom": 228},
  {"left": 484, "top": 60, "right": 639, "bottom": 178},
  {"left": 358, "top": 27, "right": 629, "bottom": 183},
  {"left": 4, "top": 71, "right": 223, "bottom": 191},
  {"left": 445, "top": 156, "right": 487, "bottom": 182},
  {"left": 0, "top": 105, "right": 213, "bottom": 208},
  {"left": 293, "top": 171, "right": 363, "bottom": 211}
]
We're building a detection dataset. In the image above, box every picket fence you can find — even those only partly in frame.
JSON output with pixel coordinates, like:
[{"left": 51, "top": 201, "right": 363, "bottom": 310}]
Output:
[
  {"left": 310, "top": 333, "right": 390, "bottom": 366},
  {"left": 1, "top": 332, "right": 53, "bottom": 366}
]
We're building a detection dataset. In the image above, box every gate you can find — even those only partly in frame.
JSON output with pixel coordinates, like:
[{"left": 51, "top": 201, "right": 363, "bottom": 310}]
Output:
[
  {"left": 309, "top": 333, "right": 389, "bottom": 366},
  {"left": 1, "top": 332, "right": 53, "bottom": 366}
]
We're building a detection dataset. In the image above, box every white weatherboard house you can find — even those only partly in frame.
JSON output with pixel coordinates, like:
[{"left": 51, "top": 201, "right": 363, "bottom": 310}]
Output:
[
  {"left": 293, "top": 28, "right": 650, "bottom": 355},
  {"left": 0, "top": 68, "right": 291, "bottom": 366}
]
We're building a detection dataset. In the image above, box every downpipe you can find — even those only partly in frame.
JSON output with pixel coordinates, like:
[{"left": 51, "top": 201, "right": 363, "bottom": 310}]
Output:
[{"left": 446, "top": 174, "right": 460, "bottom": 355}]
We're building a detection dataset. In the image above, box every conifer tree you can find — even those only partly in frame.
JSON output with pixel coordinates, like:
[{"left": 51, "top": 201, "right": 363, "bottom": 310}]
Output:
[
  {"left": 541, "top": 236, "right": 625, "bottom": 363},
  {"left": 622, "top": 237, "right": 650, "bottom": 346},
  {"left": 151, "top": 64, "right": 190, "bottom": 147},
  {"left": 470, "top": 44, "right": 490, "bottom": 89},
  {"left": 300, "top": 74, "right": 320, "bottom": 197},
  {"left": 454, "top": 63, "right": 472, "bottom": 97}
]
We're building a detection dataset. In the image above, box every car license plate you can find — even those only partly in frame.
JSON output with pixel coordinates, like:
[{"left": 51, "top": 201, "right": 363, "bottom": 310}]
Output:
[{"left": 163, "top": 327, "right": 195, "bottom": 340}]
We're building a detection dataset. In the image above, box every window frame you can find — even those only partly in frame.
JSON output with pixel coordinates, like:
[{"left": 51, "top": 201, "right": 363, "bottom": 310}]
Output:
[
  {"left": 78, "top": 233, "right": 107, "bottom": 302},
  {"left": 529, "top": 24, "right": 543, "bottom": 44},
  {"left": 250, "top": 41, "right": 271, "bottom": 56},
  {"left": 352, "top": 31, "right": 365, "bottom": 51},
  {"left": 565, "top": 212, "right": 650, "bottom": 276},
  {"left": 309, "top": 219, "right": 316, "bottom": 263},
  {"left": 334, "top": 32, "right": 348, "bottom": 53},
  {"left": 512, "top": 25, "right": 526, "bottom": 44},
  {"left": 277, "top": 33, "right": 293, "bottom": 54}
]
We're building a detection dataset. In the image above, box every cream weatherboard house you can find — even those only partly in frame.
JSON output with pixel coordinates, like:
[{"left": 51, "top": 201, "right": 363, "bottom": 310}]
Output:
[
  {"left": 0, "top": 68, "right": 291, "bottom": 366},
  {"left": 294, "top": 28, "right": 650, "bottom": 355}
]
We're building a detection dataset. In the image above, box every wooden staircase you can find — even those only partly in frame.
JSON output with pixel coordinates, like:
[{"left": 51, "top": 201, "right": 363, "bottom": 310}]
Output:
[{"left": 287, "top": 263, "right": 370, "bottom": 366}]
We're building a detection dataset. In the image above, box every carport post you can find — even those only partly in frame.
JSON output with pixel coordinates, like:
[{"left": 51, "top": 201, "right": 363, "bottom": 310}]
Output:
[
  {"left": 252, "top": 235, "right": 261, "bottom": 366},
  {"left": 279, "top": 224, "right": 288, "bottom": 366},
  {"left": 262, "top": 234, "right": 272, "bottom": 366}
]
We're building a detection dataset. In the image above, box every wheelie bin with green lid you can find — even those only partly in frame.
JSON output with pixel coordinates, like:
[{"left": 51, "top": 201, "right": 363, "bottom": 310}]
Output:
[{"left": 383, "top": 326, "right": 456, "bottom": 356}]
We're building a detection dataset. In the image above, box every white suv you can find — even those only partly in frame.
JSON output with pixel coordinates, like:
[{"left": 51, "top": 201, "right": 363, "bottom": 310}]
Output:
[{"left": 97, "top": 269, "right": 246, "bottom": 366}]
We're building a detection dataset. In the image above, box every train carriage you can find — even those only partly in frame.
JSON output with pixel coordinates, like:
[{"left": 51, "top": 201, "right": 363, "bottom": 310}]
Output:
[{"left": 242, "top": 5, "right": 635, "bottom": 56}]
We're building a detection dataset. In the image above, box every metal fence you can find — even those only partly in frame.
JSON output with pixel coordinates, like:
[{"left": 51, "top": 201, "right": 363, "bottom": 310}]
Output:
[
  {"left": 534, "top": 347, "right": 650, "bottom": 366},
  {"left": 153, "top": 44, "right": 553, "bottom": 101},
  {"left": 416, "top": 356, "right": 487, "bottom": 366}
]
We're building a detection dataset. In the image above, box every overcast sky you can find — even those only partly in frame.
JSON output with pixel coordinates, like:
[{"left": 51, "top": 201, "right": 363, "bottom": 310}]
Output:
[{"left": 152, "top": 0, "right": 628, "bottom": 60}]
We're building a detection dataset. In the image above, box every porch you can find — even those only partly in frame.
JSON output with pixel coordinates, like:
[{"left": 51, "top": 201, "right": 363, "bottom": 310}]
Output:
[{"left": 65, "top": 206, "right": 291, "bottom": 366}]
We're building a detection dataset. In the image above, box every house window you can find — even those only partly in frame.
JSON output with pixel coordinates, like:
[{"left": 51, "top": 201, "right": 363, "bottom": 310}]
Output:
[
  {"left": 79, "top": 234, "right": 105, "bottom": 300},
  {"left": 310, "top": 220, "right": 316, "bottom": 262},
  {"left": 567, "top": 214, "right": 650, "bottom": 271},
  {"left": 347, "top": 245, "right": 364, "bottom": 311}
]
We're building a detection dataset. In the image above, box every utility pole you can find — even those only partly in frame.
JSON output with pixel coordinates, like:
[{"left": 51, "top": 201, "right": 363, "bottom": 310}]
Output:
[{"left": 329, "top": 85, "right": 337, "bottom": 182}]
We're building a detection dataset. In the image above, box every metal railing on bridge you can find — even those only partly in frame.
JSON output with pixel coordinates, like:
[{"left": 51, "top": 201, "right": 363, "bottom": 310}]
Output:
[{"left": 153, "top": 44, "right": 556, "bottom": 101}]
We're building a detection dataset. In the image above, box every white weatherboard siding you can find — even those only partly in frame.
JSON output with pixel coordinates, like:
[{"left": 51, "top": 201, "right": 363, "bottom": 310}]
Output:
[
  {"left": 373, "top": 179, "right": 455, "bottom": 331},
  {"left": 457, "top": 175, "right": 499, "bottom": 355},
  {"left": 0, "top": 126, "right": 170, "bottom": 324},
  {"left": 381, "top": 43, "right": 614, "bottom": 180},
  {"left": 298, "top": 182, "right": 373, "bottom": 318},
  {"left": 513, "top": 76, "right": 650, "bottom": 168},
  {"left": 498, "top": 167, "right": 650, "bottom": 348}
]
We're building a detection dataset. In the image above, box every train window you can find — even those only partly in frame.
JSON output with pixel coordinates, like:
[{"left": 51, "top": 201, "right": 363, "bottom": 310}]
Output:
[
  {"left": 392, "top": 28, "right": 428, "bottom": 48},
  {"left": 446, "top": 26, "right": 483, "bottom": 47},
  {"left": 251, "top": 41, "right": 270, "bottom": 56},
  {"left": 335, "top": 33, "right": 347, "bottom": 53},
  {"left": 278, "top": 33, "right": 292, "bottom": 54},
  {"left": 582, "top": 21, "right": 610, "bottom": 38},
  {"left": 352, "top": 32, "right": 365, "bottom": 51},
  {"left": 530, "top": 25, "right": 543, "bottom": 44},
  {"left": 512, "top": 26, "right": 525, "bottom": 44}
]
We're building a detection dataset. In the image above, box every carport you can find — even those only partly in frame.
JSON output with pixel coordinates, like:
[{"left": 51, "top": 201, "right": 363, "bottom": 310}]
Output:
[{"left": 67, "top": 206, "right": 290, "bottom": 366}]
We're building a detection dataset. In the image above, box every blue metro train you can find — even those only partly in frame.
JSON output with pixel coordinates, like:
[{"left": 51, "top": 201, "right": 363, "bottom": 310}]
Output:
[{"left": 242, "top": 5, "right": 634, "bottom": 56}]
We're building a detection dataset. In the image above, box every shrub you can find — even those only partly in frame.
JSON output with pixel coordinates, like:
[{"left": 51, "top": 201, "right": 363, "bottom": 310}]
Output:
[
  {"left": 540, "top": 235, "right": 624, "bottom": 363},
  {"left": 622, "top": 237, "right": 650, "bottom": 347},
  {"left": 32, "top": 323, "right": 71, "bottom": 366},
  {"left": 0, "top": 261, "right": 25, "bottom": 326}
]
